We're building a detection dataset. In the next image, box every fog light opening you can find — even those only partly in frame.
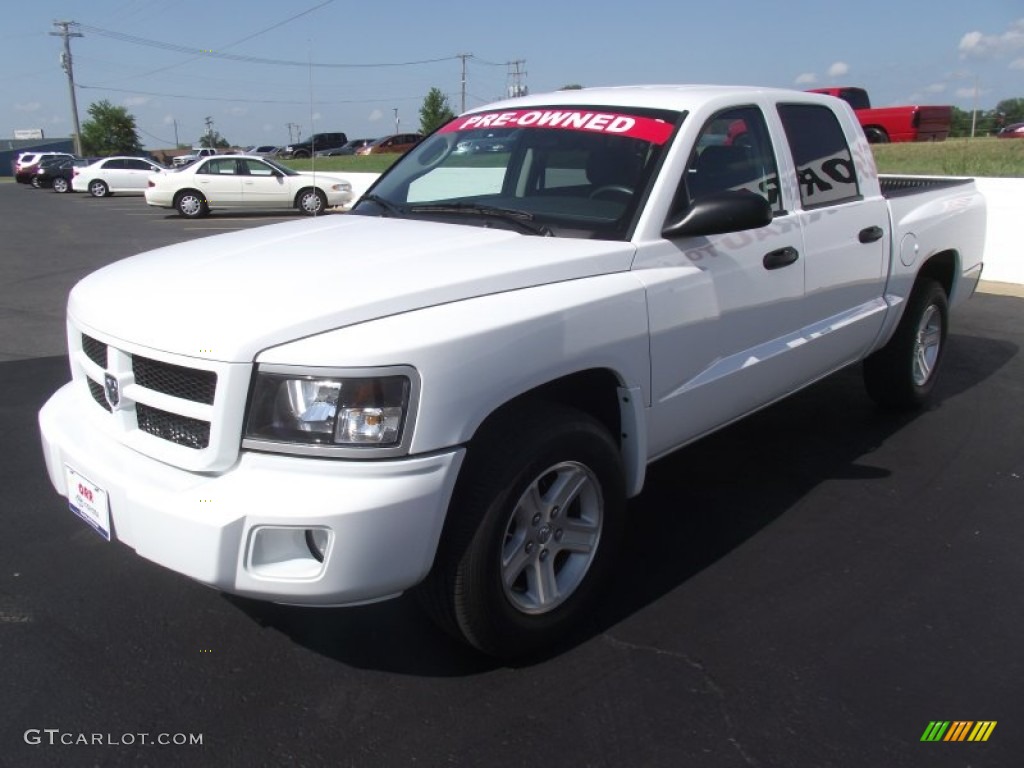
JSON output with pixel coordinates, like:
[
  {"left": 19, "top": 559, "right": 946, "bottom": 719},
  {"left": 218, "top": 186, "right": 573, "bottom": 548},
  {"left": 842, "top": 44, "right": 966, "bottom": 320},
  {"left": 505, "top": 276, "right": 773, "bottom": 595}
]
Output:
[{"left": 305, "top": 528, "right": 329, "bottom": 562}]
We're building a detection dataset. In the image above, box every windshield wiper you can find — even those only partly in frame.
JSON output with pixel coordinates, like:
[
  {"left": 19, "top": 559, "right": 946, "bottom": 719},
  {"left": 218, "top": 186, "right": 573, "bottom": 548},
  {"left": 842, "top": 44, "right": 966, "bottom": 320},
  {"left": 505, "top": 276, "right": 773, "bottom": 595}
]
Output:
[
  {"left": 360, "top": 193, "right": 405, "bottom": 217},
  {"left": 407, "top": 203, "right": 553, "bottom": 237}
]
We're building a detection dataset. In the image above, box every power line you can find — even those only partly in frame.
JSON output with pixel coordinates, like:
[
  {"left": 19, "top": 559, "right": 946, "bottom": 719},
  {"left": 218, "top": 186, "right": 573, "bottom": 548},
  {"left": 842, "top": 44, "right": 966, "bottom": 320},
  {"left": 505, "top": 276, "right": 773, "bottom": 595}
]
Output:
[
  {"left": 76, "top": 82, "right": 422, "bottom": 105},
  {"left": 120, "top": 1, "right": 338, "bottom": 81},
  {"left": 74, "top": 23, "right": 458, "bottom": 69}
]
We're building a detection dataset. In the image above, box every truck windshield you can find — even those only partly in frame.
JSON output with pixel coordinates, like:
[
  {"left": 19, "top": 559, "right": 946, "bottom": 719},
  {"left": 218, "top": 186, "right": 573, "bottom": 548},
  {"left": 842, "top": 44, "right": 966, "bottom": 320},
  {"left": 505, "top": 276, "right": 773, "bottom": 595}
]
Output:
[{"left": 350, "top": 105, "right": 681, "bottom": 240}]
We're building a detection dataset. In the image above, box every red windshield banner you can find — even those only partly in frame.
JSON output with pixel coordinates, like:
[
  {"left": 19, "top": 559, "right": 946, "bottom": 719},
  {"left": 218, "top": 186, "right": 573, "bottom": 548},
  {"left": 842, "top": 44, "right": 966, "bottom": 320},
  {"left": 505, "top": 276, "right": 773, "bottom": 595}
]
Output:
[{"left": 439, "top": 109, "right": 675, "bottom": 145}]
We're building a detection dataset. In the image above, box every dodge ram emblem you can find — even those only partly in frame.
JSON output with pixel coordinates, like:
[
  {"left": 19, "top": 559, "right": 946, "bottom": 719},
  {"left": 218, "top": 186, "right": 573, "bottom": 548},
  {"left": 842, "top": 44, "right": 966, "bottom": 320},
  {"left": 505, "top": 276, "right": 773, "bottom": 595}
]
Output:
[{"left": 104, "top": 373, "right": 121, "bottom": 411}]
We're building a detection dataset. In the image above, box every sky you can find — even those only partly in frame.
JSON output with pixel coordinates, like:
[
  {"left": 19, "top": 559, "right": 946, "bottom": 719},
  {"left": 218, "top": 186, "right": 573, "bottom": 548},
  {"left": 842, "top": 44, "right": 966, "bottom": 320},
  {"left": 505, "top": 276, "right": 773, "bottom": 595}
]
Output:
[{"left": 1, "top": 1, "right": 1022, "bottom": 150}]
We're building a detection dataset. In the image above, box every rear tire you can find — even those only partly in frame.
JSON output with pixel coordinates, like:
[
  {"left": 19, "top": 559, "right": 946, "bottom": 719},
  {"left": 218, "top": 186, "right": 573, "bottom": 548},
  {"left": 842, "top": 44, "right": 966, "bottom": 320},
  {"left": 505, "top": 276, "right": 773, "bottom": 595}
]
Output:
[
  {"left": 89, "top": 180, "right": 110, "bottom": 198},
  {"left": 175, "top": 190, "right": 209, "bottom": 218},
  {"left": 52, "top": 177, "right": 70, "bottom": 193},
  {"left": 417, "top": 403, "right": 625, "bottom": 658},
  {"left": 864, "top": 127, "right": 890, "bottom": 144},
  {"left": 863, "top": 278, "right": 948, "bottom": 409}
]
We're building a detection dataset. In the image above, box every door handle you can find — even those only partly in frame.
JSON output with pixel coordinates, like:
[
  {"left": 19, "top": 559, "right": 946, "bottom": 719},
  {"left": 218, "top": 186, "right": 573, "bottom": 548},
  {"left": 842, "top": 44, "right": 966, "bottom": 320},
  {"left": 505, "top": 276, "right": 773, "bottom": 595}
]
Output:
[
  {"left": 859, "top": 226, "right": 884, "bottom": 243},
  {"left": 763, "top": 246, "right": 799, "bottom": 270}
]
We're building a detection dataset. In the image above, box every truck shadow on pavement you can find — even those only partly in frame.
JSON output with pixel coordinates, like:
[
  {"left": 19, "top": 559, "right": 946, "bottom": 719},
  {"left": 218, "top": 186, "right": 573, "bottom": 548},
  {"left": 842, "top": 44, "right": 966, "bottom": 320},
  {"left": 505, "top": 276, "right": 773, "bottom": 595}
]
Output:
[{"left": 224, "top": 330, "right": 1018, "bottom": 673}]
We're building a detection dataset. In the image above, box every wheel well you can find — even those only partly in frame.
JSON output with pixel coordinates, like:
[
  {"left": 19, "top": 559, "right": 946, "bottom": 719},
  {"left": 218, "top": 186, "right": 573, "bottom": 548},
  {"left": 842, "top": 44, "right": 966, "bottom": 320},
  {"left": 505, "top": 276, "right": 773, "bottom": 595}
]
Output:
[
  {"left": 863, "top": 125, "right": 889, "bottom": 142},
  {"left": 174, "top": 188, "right": 203, "bottom": 203},
  {"left": 473, "top": 369, "right": 624, "bottom": 448},
  {"left": 917, "top": 250, "right": 957, "bottom": 296},
  {"left": 295, "top": 186, "right": 324, "bottom": 204}
]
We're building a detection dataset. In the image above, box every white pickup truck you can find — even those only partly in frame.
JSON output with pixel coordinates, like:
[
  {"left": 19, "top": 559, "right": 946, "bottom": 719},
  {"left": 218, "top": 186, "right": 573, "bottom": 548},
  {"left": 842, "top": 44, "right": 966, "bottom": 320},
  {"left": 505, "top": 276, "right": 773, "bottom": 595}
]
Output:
[
  {"left": 38, "top": 85, "right": 986, "bottom": 657},
  {"left": 171, "top": 147, "right": 218, "bottom": 167}
]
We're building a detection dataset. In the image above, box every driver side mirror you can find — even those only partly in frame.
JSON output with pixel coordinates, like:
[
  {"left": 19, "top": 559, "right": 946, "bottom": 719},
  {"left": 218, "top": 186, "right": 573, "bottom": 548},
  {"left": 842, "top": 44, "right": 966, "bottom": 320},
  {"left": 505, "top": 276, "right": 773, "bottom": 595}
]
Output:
[{"left": 662, "top": 191, "right": 772, "bottom": 238}]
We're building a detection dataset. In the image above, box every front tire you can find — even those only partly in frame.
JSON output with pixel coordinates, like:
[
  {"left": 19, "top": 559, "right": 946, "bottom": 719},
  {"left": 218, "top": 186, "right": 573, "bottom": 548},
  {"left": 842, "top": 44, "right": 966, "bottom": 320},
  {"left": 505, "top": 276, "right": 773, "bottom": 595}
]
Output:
[
  {"left": 175, "top": 190, "right": 209, "bottom": 218},
  {"left": 863, "top": 278, "right": 948, "bottom": 409},
  {"left": 298, "top": 188, "right": 327, "bottom": 215},
  {"left": 417, "top": 403, "right": 625, "bottom": 658}
]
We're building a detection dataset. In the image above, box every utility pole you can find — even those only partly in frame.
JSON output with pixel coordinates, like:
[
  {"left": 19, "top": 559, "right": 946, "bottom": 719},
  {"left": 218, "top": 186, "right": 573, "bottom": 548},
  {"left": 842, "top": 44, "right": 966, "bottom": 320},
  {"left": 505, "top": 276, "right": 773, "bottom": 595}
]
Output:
[
  {"left": 393, "top": 108, "right": 399, "bottom": 133},
  {"left": 456, "top": 53, "right": 473, "bottom": 113},
  {"left": 50, "top": 20, "right": 83, "bottom": 155},
  {"left": 507, "top": 59, "right": 528, "bottom": 98},
  {"left": 970, "top": 76, "right": 979, "bottom": 139},
  {"left": 173, "top": 119, "right": 179, "bottom": 147},
  {"left": 286, "top": 122, "right": 301, "bottom": 143},
  {"left": 203, "top": 115, "right": 214, "bottom": 147}
]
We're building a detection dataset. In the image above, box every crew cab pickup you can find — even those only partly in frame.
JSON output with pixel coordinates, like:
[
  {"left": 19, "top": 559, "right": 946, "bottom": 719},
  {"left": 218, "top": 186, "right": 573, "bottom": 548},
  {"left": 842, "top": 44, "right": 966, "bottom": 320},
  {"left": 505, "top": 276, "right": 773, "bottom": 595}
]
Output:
[
  {"left": 809, "top": 86, "right": 952, "bottom": 143},
  {"left": 38, "top": 85, "right": 986, "bottom": 658}
]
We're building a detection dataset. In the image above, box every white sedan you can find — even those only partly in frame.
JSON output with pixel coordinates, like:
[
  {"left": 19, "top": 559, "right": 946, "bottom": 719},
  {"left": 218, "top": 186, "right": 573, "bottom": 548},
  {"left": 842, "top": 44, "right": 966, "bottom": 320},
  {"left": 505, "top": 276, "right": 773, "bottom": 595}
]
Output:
[
  {"left": 72, "top": 156, "right": 169, "bottom": 197},
  {"left": 145, "top": 155, "right": 353, "bottom": 217}
]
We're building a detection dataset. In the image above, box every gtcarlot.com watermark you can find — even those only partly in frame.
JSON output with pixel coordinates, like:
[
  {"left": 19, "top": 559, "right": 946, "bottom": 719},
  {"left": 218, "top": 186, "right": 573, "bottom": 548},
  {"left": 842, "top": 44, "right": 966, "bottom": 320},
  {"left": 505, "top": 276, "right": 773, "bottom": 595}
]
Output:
[{"left": 24, "top": 729, "right": 203, "bottom": 747}]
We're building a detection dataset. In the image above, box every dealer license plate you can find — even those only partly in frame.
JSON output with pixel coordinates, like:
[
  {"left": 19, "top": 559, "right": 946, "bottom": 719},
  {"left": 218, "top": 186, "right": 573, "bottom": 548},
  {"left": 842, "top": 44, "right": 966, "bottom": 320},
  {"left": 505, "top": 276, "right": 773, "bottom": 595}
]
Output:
[{"left": 64, "top": 466, "right": 111, "bottom": 541}]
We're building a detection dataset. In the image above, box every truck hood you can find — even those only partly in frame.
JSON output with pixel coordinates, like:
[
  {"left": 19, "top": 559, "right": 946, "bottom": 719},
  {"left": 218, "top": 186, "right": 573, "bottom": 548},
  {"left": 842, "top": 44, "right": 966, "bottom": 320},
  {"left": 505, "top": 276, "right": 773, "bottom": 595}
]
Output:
[{"left": 69, "top": 215, "right": 636, "bottom": 362}]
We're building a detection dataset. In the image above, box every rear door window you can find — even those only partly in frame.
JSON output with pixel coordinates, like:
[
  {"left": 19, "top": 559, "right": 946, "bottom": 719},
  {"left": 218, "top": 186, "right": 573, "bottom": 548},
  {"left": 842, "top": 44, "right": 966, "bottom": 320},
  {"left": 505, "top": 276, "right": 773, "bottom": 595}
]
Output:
[{"left": 777, "top": 103, "right": 861, "bottom": 209}]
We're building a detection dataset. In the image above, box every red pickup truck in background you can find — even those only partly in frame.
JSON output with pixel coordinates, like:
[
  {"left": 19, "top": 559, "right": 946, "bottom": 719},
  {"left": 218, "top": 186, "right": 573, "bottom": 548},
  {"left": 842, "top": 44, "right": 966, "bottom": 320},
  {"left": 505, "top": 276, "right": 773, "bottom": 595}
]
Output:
[{"left": 809, "top": 87, "right": 951, "bottom": 144}]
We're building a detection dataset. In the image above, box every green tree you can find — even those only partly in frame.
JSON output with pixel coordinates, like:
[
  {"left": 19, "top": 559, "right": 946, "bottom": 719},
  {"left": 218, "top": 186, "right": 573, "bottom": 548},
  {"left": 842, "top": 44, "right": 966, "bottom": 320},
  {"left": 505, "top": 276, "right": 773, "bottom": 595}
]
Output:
[
  {"left": 994, "top": 98, "right": 1024, "bottom": 129},
  {"left": 199, "top": 130, "right": 231, "bottom": 149},
  {"left": 419, "top": 87, "right": 455, "bottom": 134},
  {"left": 80, "top": 100, "right": 143, "bottom": 156}
]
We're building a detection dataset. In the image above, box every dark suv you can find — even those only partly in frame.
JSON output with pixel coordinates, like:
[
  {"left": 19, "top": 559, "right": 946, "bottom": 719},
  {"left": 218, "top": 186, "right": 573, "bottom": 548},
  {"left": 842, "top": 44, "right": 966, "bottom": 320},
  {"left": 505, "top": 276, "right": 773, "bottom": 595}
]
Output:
[{"left": 280, "top": 132, "right": 348, "bottom": 159}]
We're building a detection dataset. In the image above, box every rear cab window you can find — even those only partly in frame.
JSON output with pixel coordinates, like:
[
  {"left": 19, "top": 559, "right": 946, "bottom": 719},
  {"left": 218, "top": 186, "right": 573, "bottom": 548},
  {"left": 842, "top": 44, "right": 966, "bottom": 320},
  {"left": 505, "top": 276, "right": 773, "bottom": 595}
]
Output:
[{"left": 777, "top": 103, "right": 861, "bottom": 209}]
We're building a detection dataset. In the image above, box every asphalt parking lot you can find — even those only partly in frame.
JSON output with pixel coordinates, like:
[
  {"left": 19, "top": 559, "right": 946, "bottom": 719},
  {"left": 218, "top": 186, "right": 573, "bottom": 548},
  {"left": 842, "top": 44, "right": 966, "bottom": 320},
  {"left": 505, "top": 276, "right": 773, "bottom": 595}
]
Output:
[{"left": 1, "top": 181, "right": 1022, "bottom": 767}]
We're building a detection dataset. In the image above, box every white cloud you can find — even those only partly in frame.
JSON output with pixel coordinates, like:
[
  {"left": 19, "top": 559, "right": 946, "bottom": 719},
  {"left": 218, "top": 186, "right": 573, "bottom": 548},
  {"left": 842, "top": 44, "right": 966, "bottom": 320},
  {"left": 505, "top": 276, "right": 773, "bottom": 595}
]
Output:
[
  {"left": 225, "top": 106, "right": 247, "bottom": 117},
  {"left": 162, "top": 114, "right": 176, "bottom": 125},
  {"left": 827, "top": 61, "right": 849, "bottom": 78},
  {"left": 15, "top": 101, "right": 42, "bottom": 112},
  {"left": 925, "top": 83, "right": 947, "bottom": 94},
  {"left": 959, "top": 18, "right": 1024, "bottom": 59},
  {"left": 1011, "top": 57, "right": 1024, "bottom": 70},
  {"left": 311, "top": 111, "right": 322, "bottom": 122},
  {"left": 368, "top": 109, "right": 383, "bottom": 123},
  {"left": 123, "top": 96, "right": 150, "bottom": 107},
  {"left": 795, "top": 72, "right": 817, "bottom": 85},
  {"left": 262, "top": 123, "right": 274, "bottom": 133},
  {"left": 955, "top": 86, "right": 982, "bottom": 99}
]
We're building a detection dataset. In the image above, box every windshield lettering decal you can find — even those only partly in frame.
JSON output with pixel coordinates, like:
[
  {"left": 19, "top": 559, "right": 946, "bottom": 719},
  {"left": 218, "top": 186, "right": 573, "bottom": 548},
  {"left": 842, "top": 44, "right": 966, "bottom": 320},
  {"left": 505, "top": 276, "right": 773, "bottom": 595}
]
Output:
[{"left": 440, "top": 110, "right": 674, "bottom": 144}]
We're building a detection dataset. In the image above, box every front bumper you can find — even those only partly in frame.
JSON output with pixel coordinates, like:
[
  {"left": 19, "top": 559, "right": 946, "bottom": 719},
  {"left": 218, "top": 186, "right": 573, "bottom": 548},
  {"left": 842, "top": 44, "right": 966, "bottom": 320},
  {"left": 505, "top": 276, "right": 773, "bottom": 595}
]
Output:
[{"left": 39, "top": 382, "right": 464, "bottom": 605}]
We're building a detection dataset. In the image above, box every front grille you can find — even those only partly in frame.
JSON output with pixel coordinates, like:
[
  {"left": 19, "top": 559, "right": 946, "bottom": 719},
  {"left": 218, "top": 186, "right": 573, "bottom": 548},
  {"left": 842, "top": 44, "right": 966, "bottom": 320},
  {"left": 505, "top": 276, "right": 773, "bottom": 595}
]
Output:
[
  {"left": 133, "top": 356, "right": 216, "bottom": 405},
  {"left": 135, "top": 404, "right": 210, "bottom": 450},
  {"left": 87, "top": 379, "right": 112, "bottom": 412},
  {"left": 82, "top": 334, "right": 108, "bottom": 367},
  {"left": 79, "top": 332, "right": 221, "bottom": 454}
]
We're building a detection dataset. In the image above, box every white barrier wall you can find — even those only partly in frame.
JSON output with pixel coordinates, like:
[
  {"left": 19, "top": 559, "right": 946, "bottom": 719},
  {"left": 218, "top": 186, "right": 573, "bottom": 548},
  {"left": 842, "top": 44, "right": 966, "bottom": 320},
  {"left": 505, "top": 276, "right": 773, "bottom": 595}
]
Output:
[
  {"left": 343, "top": 172, "right": 1022, "bottom": 286},
  {"left": 973, "top": 178, "right": 1023, "bottom": 286}
]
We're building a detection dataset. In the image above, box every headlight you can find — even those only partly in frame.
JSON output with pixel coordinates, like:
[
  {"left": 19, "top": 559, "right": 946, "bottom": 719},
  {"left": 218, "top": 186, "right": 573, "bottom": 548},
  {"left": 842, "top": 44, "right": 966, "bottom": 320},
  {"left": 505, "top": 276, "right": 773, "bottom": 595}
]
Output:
[{"left": 243, "top": 365, "right": 419, "bottom": 457}]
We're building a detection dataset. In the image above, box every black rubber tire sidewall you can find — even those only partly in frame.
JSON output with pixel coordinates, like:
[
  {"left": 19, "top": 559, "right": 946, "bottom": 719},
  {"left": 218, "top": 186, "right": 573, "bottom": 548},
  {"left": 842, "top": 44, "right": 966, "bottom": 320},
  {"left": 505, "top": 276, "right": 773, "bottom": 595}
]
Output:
[
  {"left": 175, "top": 191, "right": 208, "bottom": 218},
  {"left": 863, "top": 278, "right": 948, "bottom": 409},
  {"left": 421, "top": 403, "right": 625, "bottom": 658}
]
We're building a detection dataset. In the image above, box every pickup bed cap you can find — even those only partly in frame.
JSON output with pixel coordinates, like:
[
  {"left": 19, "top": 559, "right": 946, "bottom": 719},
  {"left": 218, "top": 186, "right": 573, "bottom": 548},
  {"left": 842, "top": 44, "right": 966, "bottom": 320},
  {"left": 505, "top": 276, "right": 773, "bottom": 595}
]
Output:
[{"left": 68, "top": 215, "right": 635, "bottom": 363}]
